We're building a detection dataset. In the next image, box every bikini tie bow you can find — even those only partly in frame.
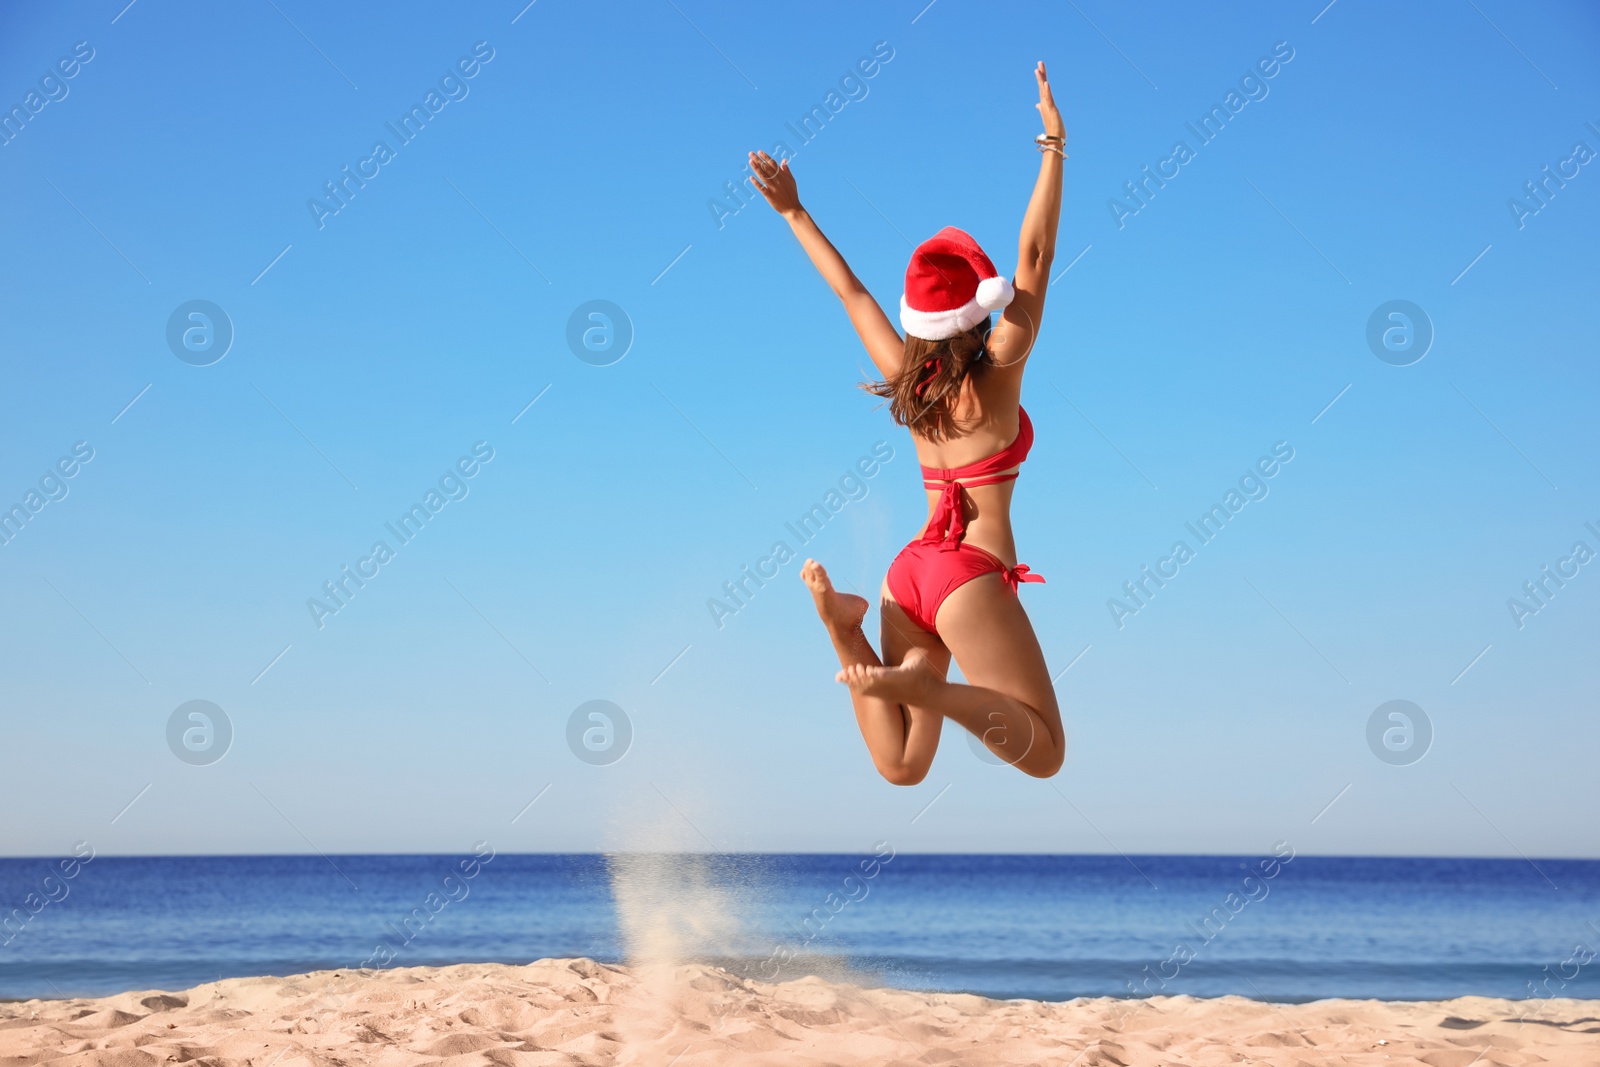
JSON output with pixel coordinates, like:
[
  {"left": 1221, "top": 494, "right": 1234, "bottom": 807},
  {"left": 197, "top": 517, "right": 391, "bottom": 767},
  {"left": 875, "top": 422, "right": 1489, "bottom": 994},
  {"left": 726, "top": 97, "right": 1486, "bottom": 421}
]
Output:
[
  {"left": 1004, "top": 564, "right": 1045, "bottom": 592},
  {"left": 921, "top": 481, "right": 967, "bottom": 551}
]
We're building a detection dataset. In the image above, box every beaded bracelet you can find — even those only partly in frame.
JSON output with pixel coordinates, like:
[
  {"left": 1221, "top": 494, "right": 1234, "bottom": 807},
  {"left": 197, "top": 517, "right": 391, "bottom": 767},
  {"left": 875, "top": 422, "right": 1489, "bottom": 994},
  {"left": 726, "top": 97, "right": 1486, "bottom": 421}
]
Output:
[{"left": 1035, "top": 133, "right": 1067, "bottom": 158}]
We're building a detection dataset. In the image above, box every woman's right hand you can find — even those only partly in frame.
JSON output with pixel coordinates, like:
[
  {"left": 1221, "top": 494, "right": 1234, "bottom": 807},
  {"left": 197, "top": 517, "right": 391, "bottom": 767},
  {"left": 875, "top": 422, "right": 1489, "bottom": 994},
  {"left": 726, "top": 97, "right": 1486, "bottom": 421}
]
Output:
[
  {"left": 1035, "top": 61, "right": 1064, "bottom": 141},
  {"left": 748, "top": 151, "right": 802, "bottom": 217}
]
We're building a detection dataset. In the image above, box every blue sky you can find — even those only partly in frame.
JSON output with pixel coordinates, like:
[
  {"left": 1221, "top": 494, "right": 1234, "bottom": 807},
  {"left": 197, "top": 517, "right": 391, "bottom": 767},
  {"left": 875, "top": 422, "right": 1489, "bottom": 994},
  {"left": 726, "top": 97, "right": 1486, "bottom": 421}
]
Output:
[{"left": 1, "top": 0, "right": 1596, "bottom": 858}]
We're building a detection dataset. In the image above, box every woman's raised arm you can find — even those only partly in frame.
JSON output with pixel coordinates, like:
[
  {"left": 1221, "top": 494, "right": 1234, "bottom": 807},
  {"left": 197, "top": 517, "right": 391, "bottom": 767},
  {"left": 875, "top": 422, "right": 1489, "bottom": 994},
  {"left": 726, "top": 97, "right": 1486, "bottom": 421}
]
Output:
[
  {"left": 749, "top": 151, "right": 904, "bottom": 379},
  {"left": 989, "top": 62, "right": 1065, "bottom": 374}
]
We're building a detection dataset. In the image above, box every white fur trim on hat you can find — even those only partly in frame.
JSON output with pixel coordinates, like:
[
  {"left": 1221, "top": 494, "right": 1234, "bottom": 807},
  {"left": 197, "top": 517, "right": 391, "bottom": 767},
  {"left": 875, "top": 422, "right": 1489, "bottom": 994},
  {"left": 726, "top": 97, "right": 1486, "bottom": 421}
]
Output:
[
  {"left": 975, "top": 275, "right": 1015, "bottom": 311},
  {"left": 900, "top": 294, "right": 989, "bottom": 341}
]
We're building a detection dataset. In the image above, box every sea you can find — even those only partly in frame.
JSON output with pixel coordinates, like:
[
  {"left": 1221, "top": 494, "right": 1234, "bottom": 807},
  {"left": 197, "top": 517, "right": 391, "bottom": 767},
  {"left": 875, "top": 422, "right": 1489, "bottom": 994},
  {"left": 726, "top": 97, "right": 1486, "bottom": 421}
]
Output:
[{"left": 2, "top": 853, "right": 1598, "bottom": 1004}]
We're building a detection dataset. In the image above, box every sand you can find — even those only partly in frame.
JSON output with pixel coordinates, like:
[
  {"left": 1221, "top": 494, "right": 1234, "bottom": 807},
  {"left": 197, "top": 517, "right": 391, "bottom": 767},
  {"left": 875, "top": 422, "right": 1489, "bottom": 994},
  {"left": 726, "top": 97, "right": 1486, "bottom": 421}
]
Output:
[{"left": 1, "top": 959, "right": 1595, "bottom": 1067}]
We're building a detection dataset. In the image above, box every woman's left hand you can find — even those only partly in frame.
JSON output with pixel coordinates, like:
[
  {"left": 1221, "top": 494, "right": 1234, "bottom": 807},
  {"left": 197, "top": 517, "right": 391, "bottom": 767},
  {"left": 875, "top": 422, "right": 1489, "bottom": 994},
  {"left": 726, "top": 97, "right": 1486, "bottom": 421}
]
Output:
[{"left": 748, "top": 151, "right": 802, "bottom": 216}]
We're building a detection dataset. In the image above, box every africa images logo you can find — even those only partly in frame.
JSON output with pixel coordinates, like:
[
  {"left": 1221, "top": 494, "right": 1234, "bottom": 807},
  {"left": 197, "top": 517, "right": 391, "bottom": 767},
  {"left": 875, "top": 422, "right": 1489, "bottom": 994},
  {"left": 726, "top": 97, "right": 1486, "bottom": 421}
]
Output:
[{"left": 307, "top": 42, "right": 496, "bottom": 230}]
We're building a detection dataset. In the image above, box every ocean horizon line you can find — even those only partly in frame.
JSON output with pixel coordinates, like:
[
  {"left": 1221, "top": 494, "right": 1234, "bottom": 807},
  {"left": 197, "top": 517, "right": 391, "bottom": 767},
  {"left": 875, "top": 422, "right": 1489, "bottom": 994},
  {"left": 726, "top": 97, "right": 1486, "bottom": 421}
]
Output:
[{"left": 4, "top": 850, "right": 1597, "bottom": 862}]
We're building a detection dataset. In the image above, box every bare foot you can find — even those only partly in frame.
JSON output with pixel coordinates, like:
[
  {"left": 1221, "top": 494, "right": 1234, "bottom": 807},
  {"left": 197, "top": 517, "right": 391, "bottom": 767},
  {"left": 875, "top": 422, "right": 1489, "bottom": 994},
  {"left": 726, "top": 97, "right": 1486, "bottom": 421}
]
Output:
[
  {"left": 801, "top": 559, "right": 868, "bottom": 635},
  {"left": 837, "top": 648, "right": 939, "bottom": 703}
]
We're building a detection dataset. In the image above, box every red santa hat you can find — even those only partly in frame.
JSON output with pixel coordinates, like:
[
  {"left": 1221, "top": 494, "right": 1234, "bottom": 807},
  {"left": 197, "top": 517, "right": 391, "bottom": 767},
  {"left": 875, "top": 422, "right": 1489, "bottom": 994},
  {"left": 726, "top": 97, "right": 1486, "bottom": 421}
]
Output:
[{"left": 899, "top": 226, "right": 1015, "bottom": 341}]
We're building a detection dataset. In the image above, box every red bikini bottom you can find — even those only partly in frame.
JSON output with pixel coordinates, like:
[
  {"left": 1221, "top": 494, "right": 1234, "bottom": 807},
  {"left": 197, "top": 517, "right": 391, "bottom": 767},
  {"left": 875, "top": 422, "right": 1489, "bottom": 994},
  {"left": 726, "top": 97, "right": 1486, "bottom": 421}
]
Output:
[{"left": 885, "top": 539, "right": 1044, "bottom": 635}]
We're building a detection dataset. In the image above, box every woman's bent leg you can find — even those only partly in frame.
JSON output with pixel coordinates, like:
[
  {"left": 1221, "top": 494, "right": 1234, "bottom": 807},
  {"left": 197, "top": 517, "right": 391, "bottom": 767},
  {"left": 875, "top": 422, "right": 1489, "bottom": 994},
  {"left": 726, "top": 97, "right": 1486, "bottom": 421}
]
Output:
[
  {"left": 839, "top": 573, "right": 1065, "bottom": 778},
  {"left": 802, "top": 560, "right": 949, "bottom": 785}
]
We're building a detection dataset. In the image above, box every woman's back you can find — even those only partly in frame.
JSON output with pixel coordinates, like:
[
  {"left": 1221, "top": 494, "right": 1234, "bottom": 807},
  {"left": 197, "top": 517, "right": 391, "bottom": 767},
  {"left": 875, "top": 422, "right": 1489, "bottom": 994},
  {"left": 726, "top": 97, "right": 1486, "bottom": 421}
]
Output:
[
  {"left": 911, "top": 367, "right": 1023, "bottom": 464},
  {"left": 910, "top": 369, "right": 1027, "bottom": 564}
]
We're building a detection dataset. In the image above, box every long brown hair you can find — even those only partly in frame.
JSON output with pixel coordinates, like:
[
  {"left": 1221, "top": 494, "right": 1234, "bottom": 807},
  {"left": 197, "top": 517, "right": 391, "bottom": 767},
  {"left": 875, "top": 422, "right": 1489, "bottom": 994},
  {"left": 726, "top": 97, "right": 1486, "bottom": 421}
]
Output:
[{"left": 862, "top": 317, "right": 992, "bottom": 442}]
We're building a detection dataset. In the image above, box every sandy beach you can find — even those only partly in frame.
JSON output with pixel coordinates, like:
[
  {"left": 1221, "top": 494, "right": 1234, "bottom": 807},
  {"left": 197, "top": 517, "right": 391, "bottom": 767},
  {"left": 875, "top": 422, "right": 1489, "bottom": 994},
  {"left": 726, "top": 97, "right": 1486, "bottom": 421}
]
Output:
[{"left": 1, "top": 958, "right": 1595, "bottom": 1067}]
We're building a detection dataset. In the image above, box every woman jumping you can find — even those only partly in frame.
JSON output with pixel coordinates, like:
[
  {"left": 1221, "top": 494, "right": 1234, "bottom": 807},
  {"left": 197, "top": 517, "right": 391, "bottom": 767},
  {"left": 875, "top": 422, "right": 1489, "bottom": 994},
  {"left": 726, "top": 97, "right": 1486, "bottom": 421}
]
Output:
[{"left": 748, "top": 62, "right": 1067, "bottom": 784}]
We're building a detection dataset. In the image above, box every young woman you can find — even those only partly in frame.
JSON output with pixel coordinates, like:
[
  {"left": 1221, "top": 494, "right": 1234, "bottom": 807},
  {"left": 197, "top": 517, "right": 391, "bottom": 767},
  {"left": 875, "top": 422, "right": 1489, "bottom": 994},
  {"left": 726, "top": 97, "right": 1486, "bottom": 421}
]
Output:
[{"left": 748, "top": 62, "right": 1067, "bottom": 784}]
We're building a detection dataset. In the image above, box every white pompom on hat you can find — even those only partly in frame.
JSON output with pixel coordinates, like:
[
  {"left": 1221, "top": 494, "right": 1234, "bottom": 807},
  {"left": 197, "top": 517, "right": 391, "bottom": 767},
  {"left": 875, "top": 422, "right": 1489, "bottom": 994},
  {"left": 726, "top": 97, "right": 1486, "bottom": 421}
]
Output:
[{"left": 899, "top": 226, "right": 1015, "bottom": 341}]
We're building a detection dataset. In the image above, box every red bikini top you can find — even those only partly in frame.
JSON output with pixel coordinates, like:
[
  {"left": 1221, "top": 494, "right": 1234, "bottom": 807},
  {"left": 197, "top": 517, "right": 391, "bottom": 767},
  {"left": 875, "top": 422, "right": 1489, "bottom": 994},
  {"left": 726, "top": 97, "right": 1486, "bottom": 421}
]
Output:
[{"left": 920, "top": 407, "right": 1034, "bottom": 551}]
